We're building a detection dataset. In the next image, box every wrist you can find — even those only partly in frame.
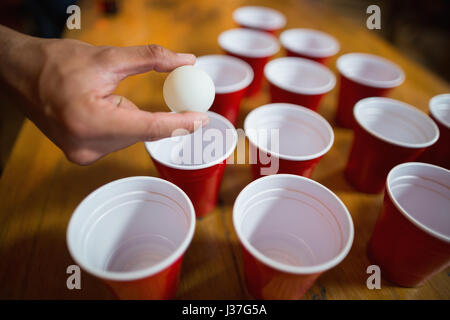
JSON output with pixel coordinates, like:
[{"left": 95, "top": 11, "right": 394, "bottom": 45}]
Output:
[{"left": 0, "top": 26, "right": 47, "bottom": 107}]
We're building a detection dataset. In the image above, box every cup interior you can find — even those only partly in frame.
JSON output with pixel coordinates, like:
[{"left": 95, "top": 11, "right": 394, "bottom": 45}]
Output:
[
  {"left": 145, "top": 112, "right": 238, "bottom": 170},
  {"left": 387, "top": 163, "right": 450, "bottom": 242},
  {"left": 233, "top": 6, "right": 286, "bottom": 31},
  {"left": 280, "top": 28, "right": 339, "bottom": 58},
  {"left": 233, "top": 174, "right": 354, "bottom": 273},
  {"left": 195, "top": 55, "right": 254, "bottom": 94},
  {"left": 430, "top": 94, "right": 450, "bottom": 129},
  {"left": 218, "top": 28, "right": 279, "bottom": 58},
  {"left": 354, "top": 97, "right": 439, "bottom": 148},
  {"left": 264, "top": 57, "right": 336, "bottom": 95},
  {"left": 337, "top": 53, "right": 404, "bottom": 88},
  {"left": 244, "top": 103, "right": 334, "bottom": 160},
  {"left": 67, "top": 177, "right": 195, "bottom": 281}
]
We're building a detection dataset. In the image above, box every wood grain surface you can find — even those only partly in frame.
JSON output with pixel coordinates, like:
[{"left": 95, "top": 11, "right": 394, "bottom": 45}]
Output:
[{"left": 0, "top": 0, "right": 449, "bottom": 299}]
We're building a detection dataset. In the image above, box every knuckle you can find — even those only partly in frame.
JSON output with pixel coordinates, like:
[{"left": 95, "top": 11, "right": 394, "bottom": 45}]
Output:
[
  {"left": 60, "top": 112, "right": 91, "bottom": 140},
  {"left": 95, "top": 46, "right": 116, "bottom": 64},
  {"left": 59, "top": 101, "right": 97, "bottom": 140},
  {"left": 143, "top": 114, "right": 164, "bottom": 141},
  {"left": 64, "top": 148, "right": 99, "bottom": 166},
  {"left": 185, "top": 119, "right": 197, "bottom": 132},
  {"left": 146, "top": 44, "right": 167, "bottom": 58},
  {"left": 145, "top": 118, "right": 159, "bottom": 141}
]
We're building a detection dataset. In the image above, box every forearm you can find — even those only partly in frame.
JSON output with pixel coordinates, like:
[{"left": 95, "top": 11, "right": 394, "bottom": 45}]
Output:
[{"left": 0, "top": 25, "right": 47, "bottom": 108}]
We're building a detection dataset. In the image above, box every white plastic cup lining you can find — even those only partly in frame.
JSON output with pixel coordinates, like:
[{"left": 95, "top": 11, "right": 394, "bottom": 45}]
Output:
[
  {"left": 386, "top": 162, "right": 450, "bottom": 243},
  {"left": 232, "top": 6, "right": 286, "bottom": 31},
  {"left": 264, "top": 57, "right": 336, "bottom": 95},
  {"left": 429, "top": 93, "right": 450, "bottom": 129},
  {"left": 195, "top": 55, "right": 254, "bottom": 94},
  {"left": 145, "top": 111, "right": 238, "bottom": 170},
  {"left": 280, "top": 28, "right": 340, "bottom": 58},
  {"left": 218, "top": 28, "right": 280, "bottom": 58},
  {"left": 66, "top": 176, "right": 195, "bottom": 281},
  {"left": 354, "top": 97, "right": 439, "bottom": 149},
  {"left": 337, "top": 53, "right": 405, "bottom": 88},
  {"left": 244, "top": 103, "right": 334, "bottom": 161},
  {"left": 233, "top": 174, "right": 354, "bottom": 274}
]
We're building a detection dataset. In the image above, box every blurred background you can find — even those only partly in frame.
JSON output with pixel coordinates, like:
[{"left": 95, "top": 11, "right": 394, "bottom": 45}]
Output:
[{"left": 0, "top": 0, "right": 449, "bottom": 175}]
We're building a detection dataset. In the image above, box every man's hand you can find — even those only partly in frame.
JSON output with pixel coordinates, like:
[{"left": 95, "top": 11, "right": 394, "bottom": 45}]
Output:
[{"left": 0, "top": 26, "right": 209, "bottom": 165}]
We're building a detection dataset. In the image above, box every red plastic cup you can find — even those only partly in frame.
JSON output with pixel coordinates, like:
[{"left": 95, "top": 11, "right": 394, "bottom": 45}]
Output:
[
  {"left": 195, "top": 55, "right": 254, "bottom": 125},
  {"left": 336, "top": 53, "right": 405, "bottom": 128},
  {"left": 145, "top": 112, "right": 238, "bottom": 218},
  {"left": 244, "top": 103, "right": 334, "bottom": 179},
  {"left": 417, "top": 94, "right": 450, "bottom": 169},
  {"left": 232, "top": 6, "right": 286, "bottom": 35},
  {"left": 66, "top": 177, "right": 195, "bottom": 299},
  {"left": 280, "top": 28, "right": 340, "bottom": 64},
  {"left": 345, "top": 97, "right": 439, "bottom": 193},
  {"left": 218, "top": 28, "right": 279, "bottom": 96},
  {"left": 233, "top": 174, "right": 354, "bottom": 299},
  {"left": 264, "top": 57, "right": 336, "bottom": 111},
  {"left": 368, "top": 162, "right": 450, "bottom": 287}
]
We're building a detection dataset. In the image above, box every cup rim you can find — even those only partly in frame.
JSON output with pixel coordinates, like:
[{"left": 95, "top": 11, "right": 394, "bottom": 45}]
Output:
[
  {"left": 386, "top": 162, "right": 450, "bottom": 243},
  {"left": 354, "top": 97, "right": 440, "bottom": 149},
  {"left": 232, "top": 6, "right": 286, "bottom": 31},
  {"left": 244, "top": 103, "right": 334, "bottom": 161},
  {"left": 429, "top": 93, "right": 450, "bottom": 129},
  {"left": 218, "top": 28, "right": 280, "bottom": 58},
  {"left": 66, "top": 176, "right": 196, "bottom": 281},
  {"left": 233, "top": 174, "right": 354, "bottom": 275},
  {"left": 195, "top": 55, "right": 254, "bottom": 94},
  {"left": 337, "top": 53, "right": 405, "bottom": 88},
  {"left": 264, "top": 57, "right": 336, "bottom": 95},
  {"left": 280, "top": 28, "right": 340, "bottom": 58},
  {"left": 145, "top": 111, "right": 238, "bottom": 170}
]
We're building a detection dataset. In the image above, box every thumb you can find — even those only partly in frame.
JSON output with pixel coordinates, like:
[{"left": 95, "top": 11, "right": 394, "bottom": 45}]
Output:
[
  {"left": 102, "top": 105, "right": 210, "bottom": 141},
  {"left": 100, "top": 44, "right": 196, "bottom": 78}
]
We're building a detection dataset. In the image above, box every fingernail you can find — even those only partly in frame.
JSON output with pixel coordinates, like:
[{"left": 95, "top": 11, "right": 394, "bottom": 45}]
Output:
[
  {"left": 114, "top": 95, "right": 123, "bottom": 106},
  {"left": 177, "top": 53, "right": 196, "bottom": 63}
]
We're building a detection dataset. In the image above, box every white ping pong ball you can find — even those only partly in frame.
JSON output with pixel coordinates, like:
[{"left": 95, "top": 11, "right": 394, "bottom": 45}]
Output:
[{"left": 163, "top": 65, "right": 215, "bottom": 113}]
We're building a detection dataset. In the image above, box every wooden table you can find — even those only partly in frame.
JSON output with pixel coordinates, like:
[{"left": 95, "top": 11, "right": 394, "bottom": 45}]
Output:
[{"left": 1, "top": 0, "right": 449, "bottom": 299}]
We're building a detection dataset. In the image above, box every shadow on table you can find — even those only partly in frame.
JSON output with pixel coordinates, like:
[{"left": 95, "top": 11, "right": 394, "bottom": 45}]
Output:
[
  {"left": 177, "top": 226, "right": 251, "bottom": 299},
  {"left": 0, "top": 230, "right": 114, "bottom": 299},
  {"left": 219, "top": 164, "right": 253, "bottom": 207},
  {"left": 310, "top": 195, "right": 385, "bottom": 299},
  {"left": 315, "top": 168, "right": 356, "bottom": 194}
]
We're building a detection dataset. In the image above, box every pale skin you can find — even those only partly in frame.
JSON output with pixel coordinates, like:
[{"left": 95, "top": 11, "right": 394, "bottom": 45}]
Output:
[{"left": 0, "top": 25, "right": 209, "bottom": 165}]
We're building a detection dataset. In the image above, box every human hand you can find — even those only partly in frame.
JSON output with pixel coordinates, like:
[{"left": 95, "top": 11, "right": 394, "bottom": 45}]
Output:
[{"left": 0, "top": 26, "right": 209, "bottom": 165}]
